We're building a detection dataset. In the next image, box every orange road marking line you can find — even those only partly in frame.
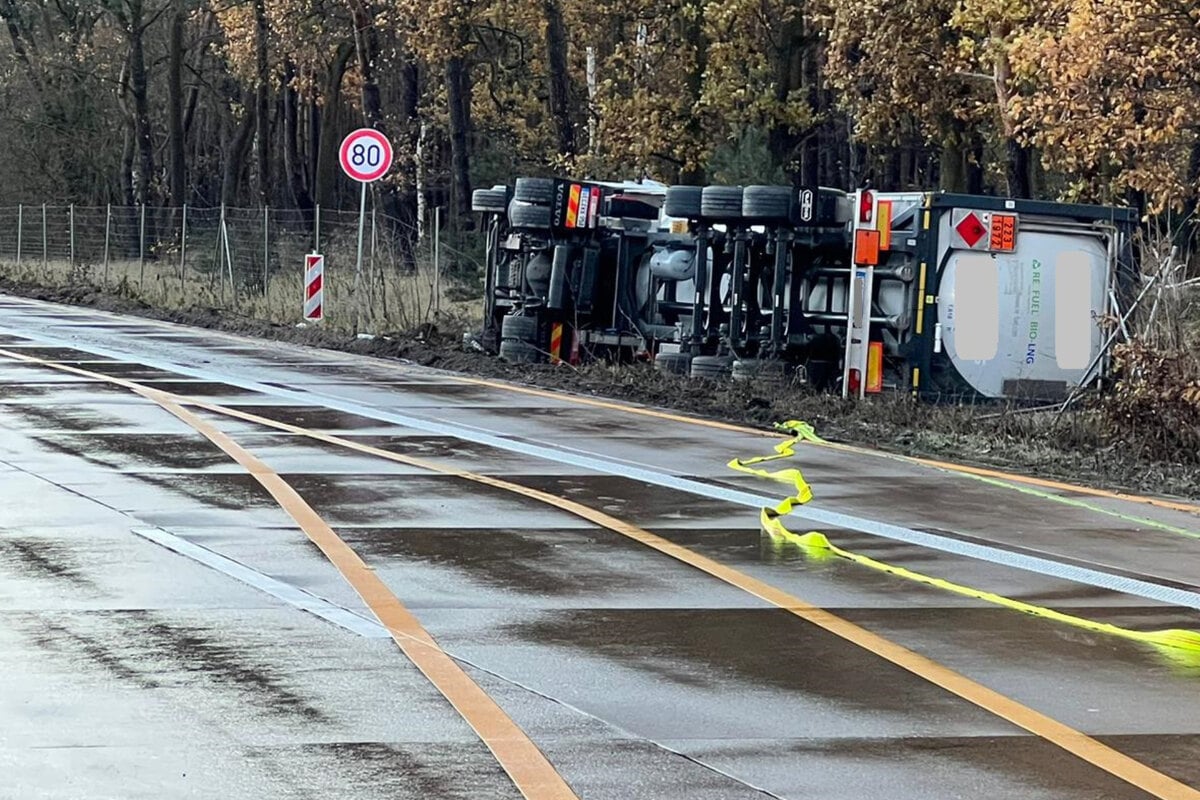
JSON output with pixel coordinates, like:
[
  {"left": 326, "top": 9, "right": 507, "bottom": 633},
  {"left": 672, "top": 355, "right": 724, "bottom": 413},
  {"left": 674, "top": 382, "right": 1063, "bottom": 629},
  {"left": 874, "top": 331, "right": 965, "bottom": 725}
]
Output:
[
  {"left": 0, "top": 347, "right": 577, "bottom": 800},
  {"left": 136, "top": 388, "right": 581, "bottom": 800},
  {"left": 2, "top": 345, "right": 1196, "bottom": 799}
]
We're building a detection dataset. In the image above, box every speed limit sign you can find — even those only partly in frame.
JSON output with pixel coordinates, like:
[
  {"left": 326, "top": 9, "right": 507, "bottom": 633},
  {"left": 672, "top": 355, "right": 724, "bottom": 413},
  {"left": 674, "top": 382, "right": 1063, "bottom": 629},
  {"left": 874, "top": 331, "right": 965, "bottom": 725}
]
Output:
[{"left": 339, "top": 128, "right": 393, "bottom": 183}]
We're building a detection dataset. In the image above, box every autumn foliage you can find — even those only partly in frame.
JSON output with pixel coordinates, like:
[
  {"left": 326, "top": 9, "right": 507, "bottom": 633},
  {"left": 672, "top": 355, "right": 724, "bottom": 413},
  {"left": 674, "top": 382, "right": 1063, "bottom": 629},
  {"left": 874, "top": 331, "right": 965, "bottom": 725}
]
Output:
[{"left": 1, "top": 0, "right": 1199, "bottom": 225}]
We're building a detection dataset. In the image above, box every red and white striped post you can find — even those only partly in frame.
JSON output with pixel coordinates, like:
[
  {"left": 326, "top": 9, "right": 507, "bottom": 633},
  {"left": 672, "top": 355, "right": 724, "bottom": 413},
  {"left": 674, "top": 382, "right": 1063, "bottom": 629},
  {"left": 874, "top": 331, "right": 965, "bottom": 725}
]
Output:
[{"left": 304, "top": 253, "right": 324, "bottom": 322}]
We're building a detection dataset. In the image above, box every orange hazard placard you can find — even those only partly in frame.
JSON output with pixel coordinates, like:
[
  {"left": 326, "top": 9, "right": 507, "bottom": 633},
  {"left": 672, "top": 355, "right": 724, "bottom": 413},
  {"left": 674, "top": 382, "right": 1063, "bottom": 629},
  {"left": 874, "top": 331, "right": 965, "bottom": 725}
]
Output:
[
  {"left": 854, "top": 229, "right": 880, "bottom": 265},
  {"left": 989, "top": 213, "right": 1017, "bottom": 252}
]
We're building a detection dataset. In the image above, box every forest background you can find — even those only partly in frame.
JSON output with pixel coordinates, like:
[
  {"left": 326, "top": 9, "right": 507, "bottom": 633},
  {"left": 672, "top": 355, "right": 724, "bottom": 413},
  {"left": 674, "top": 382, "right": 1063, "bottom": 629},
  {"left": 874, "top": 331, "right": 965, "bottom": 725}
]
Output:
[{"left": 1, "top": 0, "right": 1196, "bottom": 235}]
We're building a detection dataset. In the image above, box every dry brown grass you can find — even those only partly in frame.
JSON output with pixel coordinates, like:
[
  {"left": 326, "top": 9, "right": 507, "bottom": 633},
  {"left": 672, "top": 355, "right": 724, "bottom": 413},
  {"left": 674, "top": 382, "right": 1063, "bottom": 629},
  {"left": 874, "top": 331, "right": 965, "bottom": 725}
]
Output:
[{"left": 0, "top": 252, "right": 480, "bottom": 335}]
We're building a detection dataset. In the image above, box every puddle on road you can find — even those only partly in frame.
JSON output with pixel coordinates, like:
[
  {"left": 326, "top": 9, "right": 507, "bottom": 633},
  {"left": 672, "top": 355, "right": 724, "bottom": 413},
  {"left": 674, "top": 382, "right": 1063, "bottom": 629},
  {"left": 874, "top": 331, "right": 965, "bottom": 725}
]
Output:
[
  {"left": 34, "top": 432, "right": 231, "bottom": 471},
  {"left": 0, "top": 402, "right": 133, "bottom": 432},
  {"left": 224, "top": 405, "right": 399, "bottom": 432},
  {"left": 134, "top": 380, "right": 258, "bottom": 397},
  {"left": 245, "top": 741, "right": 516, "bottom": 800},
  {"left": 20, "top": 611, "right": 331, "bottom": 722},
  {"left": 0, "top": 536, "right": 99, "bottom": 590},
  {"left": 343, "top": 434, "right": 526, "bottom": 466},
  {"left": 342, "top": 528, "right": 666, "bottom": 597},
  {"left": 512, "top": 474, "right": 744, "bottom": 525},
  {"left": 0, "top": 346, "right": 120, "bottom": 362},
  {"left": 509, "top": 608, "right": 951, "bottom": 714}
]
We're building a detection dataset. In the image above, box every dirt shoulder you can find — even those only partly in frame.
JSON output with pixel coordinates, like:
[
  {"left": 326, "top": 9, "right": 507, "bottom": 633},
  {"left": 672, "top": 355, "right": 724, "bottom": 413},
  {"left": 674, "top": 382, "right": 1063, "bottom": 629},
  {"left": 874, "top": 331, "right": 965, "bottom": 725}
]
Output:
[{"left": 3, "top": 276, "right": 1198, "bottom": 502}]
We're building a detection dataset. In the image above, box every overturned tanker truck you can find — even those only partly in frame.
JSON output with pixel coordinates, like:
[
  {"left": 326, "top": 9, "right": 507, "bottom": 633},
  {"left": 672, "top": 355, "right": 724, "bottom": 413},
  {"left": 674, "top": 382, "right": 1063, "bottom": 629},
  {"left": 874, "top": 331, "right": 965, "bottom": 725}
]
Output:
[{"left": 468, "top": 177, "right": 1137, "bottom": 401}]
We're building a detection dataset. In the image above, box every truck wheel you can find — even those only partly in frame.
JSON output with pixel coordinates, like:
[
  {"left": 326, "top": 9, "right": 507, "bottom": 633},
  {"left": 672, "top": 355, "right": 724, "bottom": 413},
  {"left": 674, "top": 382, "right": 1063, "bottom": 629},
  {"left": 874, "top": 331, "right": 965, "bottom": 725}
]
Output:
[
  {"left": 508, "top": 200, "right": 552, "bottom": 229},
  {"left": 732, "top": 358, "right": 790, "bottom": 385},
  {"left": 654, "top": 351, "right": 693, "bottom": 375},
  {"left": 690, "top": 354, "right": 734, "bottom": 379},
  {"left": 514, "top": 177, "right": 555, "bottom": 205},
  {"left": 742, "top": 186, "right": 793, "bottom": 222},
  {"left": 499, "top": 339, "right": 543, "bottom": 364},
  {"left": 700, "top": 186, "right": 744, "bottom": 221},
  {"left": 471, "top": 188, "right": 509, "bottom": 213},
  {"left": 664, "top": 186, "right": 703, "bottom": 219},
  {"left": 500, "top": 314, "right": 538, "bottom": 342}
]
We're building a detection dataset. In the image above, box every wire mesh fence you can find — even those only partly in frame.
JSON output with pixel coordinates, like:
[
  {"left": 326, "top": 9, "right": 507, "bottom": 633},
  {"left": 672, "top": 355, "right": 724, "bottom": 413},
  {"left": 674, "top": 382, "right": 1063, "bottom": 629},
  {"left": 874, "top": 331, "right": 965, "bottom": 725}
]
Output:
[{"left": 0, "top": 202, "right": 481, "bottom": 333}]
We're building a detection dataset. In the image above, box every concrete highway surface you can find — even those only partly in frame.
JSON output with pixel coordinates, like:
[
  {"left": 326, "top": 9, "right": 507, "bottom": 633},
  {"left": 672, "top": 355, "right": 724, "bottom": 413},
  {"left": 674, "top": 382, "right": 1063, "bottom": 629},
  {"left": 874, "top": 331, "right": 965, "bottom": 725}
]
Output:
[{"left": 1, "top": 294, "right": 1199, "bottom": 800}]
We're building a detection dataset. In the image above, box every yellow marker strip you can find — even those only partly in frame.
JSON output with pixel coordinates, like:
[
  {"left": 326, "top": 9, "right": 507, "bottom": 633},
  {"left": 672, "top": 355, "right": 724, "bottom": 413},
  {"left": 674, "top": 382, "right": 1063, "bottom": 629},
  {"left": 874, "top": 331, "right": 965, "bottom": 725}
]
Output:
[
  {"left": 915, "top": 262, "right": 927, "bottom": 334},
  {"left": 741, "top": 424, "right": 1200, "bottom": 658},
  {"left": 3, "top": 348, "right": 1199, "bottom": 799},
  {"left": 770, "top": 526, "right": 1200, "bottom": 660}
]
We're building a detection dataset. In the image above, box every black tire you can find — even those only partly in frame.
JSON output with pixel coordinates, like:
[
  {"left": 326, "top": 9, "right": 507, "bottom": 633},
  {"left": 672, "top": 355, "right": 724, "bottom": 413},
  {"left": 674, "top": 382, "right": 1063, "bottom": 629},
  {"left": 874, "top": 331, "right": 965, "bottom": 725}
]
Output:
[
  {"left": 742, "top": 186, "right": 793, "bottom": 222},
  {"left": 499, "top": 339, "right": 543, "bottom": 364},
  {"left": 514, "top": 177, "right": 555, "bottom": 205},
  {"left": 700, "top": 186, "right": 744, "bottom": 221},
  {"left": 472, "top": 188, "right": 509, "bottom": 213},
  {"left": 654, "top": 351, "right": 693, "bottom": 375},
  {"left": 500, "top": 314, "right": 538, "bottom": 342},
  {"left": 732, "top": 358, "right": 790, "bottom": 384},
  {"left": 664, "top": 186, "right": 703, "bottom": 219},
  {"left": 690, "top": 354, "right": 734, "bottom": 379},
  {"left": 508, "top": 200, "right": 552, "bottom": 229}
]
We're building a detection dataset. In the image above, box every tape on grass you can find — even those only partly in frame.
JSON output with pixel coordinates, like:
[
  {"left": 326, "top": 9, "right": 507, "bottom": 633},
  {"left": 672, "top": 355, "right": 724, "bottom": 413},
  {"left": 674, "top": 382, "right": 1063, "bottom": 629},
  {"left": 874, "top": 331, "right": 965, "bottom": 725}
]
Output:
[{"left": 738, "top": 421, "right": 1200, "bottom": 660}]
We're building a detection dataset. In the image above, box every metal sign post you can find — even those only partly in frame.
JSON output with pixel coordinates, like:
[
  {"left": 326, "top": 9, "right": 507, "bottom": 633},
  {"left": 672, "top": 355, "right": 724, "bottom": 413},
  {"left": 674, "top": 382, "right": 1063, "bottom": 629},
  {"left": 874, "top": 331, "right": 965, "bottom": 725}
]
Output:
[{"left": 338, "top": 128, "right": 394, "bottom": 332}]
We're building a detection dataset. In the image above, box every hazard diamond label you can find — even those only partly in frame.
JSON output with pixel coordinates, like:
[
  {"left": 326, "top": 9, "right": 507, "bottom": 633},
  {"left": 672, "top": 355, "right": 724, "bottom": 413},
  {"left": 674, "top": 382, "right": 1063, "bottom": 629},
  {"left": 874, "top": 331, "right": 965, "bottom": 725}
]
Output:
[{"left": 954, "top": 211, "right": 988, "bottom": 248}]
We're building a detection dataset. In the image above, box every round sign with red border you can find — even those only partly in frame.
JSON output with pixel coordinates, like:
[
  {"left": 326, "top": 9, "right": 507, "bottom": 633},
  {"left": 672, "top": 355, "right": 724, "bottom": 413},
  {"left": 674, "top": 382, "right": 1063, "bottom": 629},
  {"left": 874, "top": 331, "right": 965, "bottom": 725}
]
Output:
[{"left": 339, "top": 128, "right": 394, "bottom": 183}]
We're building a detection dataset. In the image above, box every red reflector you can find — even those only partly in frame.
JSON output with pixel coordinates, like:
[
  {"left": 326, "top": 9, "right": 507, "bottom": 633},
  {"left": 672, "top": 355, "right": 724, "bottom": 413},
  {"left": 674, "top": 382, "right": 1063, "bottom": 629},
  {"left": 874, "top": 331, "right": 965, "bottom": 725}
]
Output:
[
  {"left": 848, "top": 368, "right": 862, "bottom": 396},
  {"left": 859, "top": 190, "right": 874, "bottom": 223}
]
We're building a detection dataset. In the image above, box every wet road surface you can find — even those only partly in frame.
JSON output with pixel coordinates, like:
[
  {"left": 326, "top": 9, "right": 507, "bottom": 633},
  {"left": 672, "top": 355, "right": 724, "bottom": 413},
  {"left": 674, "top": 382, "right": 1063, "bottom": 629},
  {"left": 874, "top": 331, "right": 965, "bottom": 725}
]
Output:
[{"left": 2, "top": 295, "right": 1200, "bottom": 799}]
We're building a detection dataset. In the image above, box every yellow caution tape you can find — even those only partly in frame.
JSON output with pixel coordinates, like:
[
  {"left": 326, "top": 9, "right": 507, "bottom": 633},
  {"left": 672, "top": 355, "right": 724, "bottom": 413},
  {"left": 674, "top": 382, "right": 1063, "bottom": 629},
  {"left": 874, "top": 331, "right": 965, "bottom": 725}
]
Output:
[
  {"left": 736, "top": 422, "right": 1200, "bottom": 661},
  {"left": 727, "top": 420, "right": 823, "bottom": 508}
]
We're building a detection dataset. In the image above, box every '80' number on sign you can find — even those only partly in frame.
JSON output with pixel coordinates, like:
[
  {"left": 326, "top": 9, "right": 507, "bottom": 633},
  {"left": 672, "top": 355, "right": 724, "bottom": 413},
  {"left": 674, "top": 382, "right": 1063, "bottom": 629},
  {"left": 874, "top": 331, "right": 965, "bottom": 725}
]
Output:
[{"left": 351, "top": 143, "right": 382, "bottom": 168}]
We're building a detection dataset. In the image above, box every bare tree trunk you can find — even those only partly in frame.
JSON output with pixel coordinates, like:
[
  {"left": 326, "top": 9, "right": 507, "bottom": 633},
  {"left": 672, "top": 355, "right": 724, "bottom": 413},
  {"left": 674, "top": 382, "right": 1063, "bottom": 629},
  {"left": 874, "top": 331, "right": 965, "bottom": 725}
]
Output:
[
  {"left": 282, "top": 61, "right": 313, "bottom": 210},
  {"left": 543, "top": 0, "right": 574, "bottom": 157},
  {"left": 121, "top": 122, "right": 136, "bottom": 206},
  {"left": 222, "top": 98, "right": 256, "bottom": 207},
  {"left": 678, "top": 5, "right": 706, "bottom": 184},
  {"left": 167, "top": 0, "right": 187, "bottom": 205},
  {"left": 314, "top": 42, "right": 355, "bottom": 208},
  {"left": 125, "top": 0, "right": 155, "bottom": 204},
  {"left": 798, "top": 24, "right": 820, "bottom": 188},
  {"left": 348, "top": 1, "right": 384, "bottom": 128},
  {"left": 253, "top": 0, "right": 270, "bottom": 204},
  {"left": 446, "top": 54, "right": 473, "bottom": 221},
  {"left": 992, "top": 39, "right": 1031, "bottom": 199}
]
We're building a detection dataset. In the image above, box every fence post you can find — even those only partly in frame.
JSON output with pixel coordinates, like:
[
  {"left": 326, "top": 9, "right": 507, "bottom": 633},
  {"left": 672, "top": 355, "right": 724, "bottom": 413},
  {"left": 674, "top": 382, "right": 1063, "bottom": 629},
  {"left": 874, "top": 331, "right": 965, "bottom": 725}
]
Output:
[
  {"left": 69, "top": 204, "right": 75, "bottom": 268},
  {"left": 371, "top": 202, "right": 381, "bottom": 323},
  {"left": 433, "top": 207, "right": 442, "bottom": 314},
  {"left": 262, "top": 205, "right": 269, "bottom": 297},
  {"left": 103, "top": 204, "right": 111, "bottom": 286},
  {"left": 15, "top": 204, "right": 22, "bottom": 267},
  {"left": 179, "top": 204, "right": 188, "bottom": 295},
  {"left": 41, "top": 203, "right": 47, "bottom": 272},
  {"left": 217, "top": 203, "right": 226, "bottom": 302},
  {"left": 138, "top": 203, "right": 146, "bottom": 287}
]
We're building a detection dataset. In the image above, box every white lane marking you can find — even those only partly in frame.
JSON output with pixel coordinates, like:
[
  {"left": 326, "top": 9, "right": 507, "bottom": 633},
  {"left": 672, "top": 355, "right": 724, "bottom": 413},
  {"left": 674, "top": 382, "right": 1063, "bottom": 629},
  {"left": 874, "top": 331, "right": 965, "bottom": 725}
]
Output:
[
  {"left": 5, "top": 316, "right": 1200, "bottom": 610},
  {"left": 131, "top": 526, "right": 390, "bottom": 638}
]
